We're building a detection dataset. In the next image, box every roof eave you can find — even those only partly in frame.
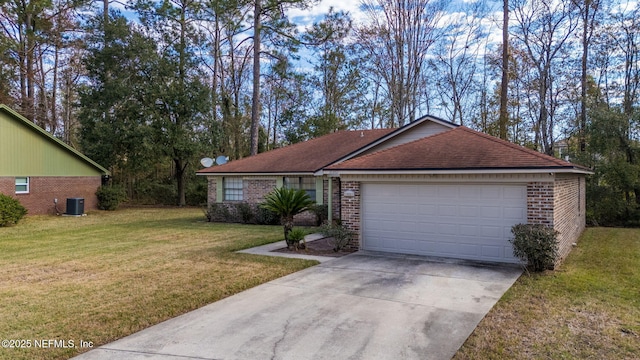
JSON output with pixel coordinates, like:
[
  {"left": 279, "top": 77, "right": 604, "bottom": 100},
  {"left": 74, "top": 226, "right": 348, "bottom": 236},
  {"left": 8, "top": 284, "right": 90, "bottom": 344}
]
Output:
[
  {"left": 323, "top": 167, "right": 594, "bottom": 176},
  {"left": 196, "top": 171, "right": 317, "bottom": 177}
]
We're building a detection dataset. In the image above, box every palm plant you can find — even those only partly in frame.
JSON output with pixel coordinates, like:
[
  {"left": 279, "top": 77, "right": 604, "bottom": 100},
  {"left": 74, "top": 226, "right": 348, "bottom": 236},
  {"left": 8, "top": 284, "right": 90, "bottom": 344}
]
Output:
[{"left": 261, "top": 187, "right": 314, "bottom": 248}]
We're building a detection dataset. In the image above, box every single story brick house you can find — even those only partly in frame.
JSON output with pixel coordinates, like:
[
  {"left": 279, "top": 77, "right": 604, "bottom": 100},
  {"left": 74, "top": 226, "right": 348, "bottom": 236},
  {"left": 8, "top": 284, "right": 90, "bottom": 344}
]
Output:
[
  {"left": 198, "top": 116, "right": 592, "bottom": 264},
  {"left": 0, "top": 105, "right": 109, "bottom": 215}
]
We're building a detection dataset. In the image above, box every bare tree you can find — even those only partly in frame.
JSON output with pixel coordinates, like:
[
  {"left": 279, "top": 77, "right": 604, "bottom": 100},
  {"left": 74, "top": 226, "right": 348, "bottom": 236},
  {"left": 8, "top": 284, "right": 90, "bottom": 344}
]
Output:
[
  {"left": 574, "top": 0, "right": 602, "bottom": 151},
  {"left": 357, "top": 0, "right": 447, "bottom": 127},
  {"left": 431, "top": 2, "right": 485, "bottom": 126},
  {"left": 511, "top": 0, "right": 578, "bottom": 154}
]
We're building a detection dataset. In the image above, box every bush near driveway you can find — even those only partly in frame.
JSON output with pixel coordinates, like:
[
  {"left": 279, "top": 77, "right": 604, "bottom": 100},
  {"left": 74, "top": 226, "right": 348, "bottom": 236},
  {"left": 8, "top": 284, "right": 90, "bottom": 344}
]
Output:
[
  {"left": 0, "top": 208, "right": 316, "bottom": 360},
  {"left": 455, "top": 227, "right": 640, "bottom": 359}
]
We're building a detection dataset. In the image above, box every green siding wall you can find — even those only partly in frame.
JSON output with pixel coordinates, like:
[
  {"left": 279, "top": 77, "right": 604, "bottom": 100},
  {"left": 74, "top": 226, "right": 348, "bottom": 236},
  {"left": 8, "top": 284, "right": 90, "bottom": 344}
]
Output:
[{"left": 0, "top": 108, "right": 106, "bottom": 176}]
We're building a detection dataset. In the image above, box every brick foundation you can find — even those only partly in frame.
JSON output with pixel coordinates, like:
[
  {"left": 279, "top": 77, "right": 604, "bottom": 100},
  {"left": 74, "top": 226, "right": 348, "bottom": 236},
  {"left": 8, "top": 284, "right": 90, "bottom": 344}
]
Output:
[{"left": 0, "top": 176, "right": 101, "bottom": 215}]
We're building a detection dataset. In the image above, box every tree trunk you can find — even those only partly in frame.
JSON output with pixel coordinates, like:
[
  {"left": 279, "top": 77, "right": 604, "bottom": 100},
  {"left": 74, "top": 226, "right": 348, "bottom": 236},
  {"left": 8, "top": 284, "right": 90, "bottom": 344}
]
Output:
[
  {"left": 175, "top": 158, "right": 187, "bottom": 206},
  {"left": 283, "top": 216, "right": 294, "bottom": 248},
  {"left": 579, "top": 2, "right": 589, "bottom": 152},
  {"left": 499, "top": 0, "right": 509, "bottom": 140},
  {"left": 250, "top": 0, "right": 261, "bottom": 156}
]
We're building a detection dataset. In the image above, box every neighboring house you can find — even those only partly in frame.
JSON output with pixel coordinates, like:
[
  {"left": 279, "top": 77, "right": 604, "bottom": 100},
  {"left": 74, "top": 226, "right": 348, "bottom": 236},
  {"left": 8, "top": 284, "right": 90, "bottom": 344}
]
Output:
[
  {"left": 198, "top": 115, "right": 592, "bottom": 265},
  {"left": 0, "top": 105, "right": 109, "bottom": 215}
]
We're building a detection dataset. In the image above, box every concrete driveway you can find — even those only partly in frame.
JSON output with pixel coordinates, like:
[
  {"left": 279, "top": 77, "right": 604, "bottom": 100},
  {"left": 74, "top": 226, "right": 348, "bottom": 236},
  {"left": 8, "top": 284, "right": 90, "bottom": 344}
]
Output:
[{"left": 73, "top": 253, "right": 521, "bottom": 360}]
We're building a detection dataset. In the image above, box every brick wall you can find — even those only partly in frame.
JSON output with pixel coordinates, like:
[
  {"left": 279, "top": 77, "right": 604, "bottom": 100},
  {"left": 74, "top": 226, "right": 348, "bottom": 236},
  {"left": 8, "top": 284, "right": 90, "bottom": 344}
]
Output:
[
  {"left": 206, "top": 176, "right": 329, "bottom": 226},
  {"left": 527, "top": 182, "right": 555, "bottom": 225},
  {"left": 340, "top": 181, "right": 361, "bottom": 249},
  {"left": 553, "top": 175, "right": 586, "bottom": 260},
  {"left": 0, "top": 176, "right": 101, "bottom": 215},
  {"left": 244, "top": 179, "right": 276, "bottom": 203},
  {"left": 207, "top": 176, "right": 217, "bottom": 204},
  {"left": 206, "top": 177, "right": 277, "bottom": 205}
]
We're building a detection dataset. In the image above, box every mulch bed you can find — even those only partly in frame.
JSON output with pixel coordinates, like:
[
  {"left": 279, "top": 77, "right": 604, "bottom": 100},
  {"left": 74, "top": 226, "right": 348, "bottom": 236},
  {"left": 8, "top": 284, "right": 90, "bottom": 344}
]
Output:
[{"left": 272, "top": 237, "right": 357, "bottom": 258}]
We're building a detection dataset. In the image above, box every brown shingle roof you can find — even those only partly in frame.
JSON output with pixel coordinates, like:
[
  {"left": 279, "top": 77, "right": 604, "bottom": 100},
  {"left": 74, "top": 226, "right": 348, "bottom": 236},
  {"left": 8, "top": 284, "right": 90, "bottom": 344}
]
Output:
[
  {"left": 326, "top": 126, "right": 590, "bottom": 172},
  {"left": 197, "top": 129, "right": 394, "bottom": 174}
]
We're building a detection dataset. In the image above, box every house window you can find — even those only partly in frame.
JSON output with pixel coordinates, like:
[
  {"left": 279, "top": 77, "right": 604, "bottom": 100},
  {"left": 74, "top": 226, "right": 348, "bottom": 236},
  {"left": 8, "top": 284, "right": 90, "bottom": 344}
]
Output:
[
  {"left": 223, "top": 177, "right": 243, "bottom": 201},
  {"left": 15, "top": 177, "right": 29, "bottom": 194},
  {"left": 284, "top": 177, "right": 316, "bottom": 201}
]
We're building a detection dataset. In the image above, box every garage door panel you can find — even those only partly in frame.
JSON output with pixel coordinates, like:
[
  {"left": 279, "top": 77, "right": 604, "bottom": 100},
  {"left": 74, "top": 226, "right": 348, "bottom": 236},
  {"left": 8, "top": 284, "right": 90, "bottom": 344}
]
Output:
[
  {"left": 437, "top": 186, "right": 459, "bottom": 198},
  {"left": 480, "top": 206, "right": 502, "bottom": 218},
  {"left": 418, "top": 204, "right": 437, "bottom": 215},
  {"left": 504, "top": 186, "right": 526, "bottom": 199},
  {"left": 438, "top": 204, "right": 458, "bottom": 216},
  {"left": 417, "top": 186, "right": 439, "bottom": 197},
  {"left": 481, "top": 226, "right": 502, "bottom": 237},
  {"left": 457, "top": 243, "right": 479, "bottom": 256},
  {"left": 459, "top": 186, "right": 478, "bottom": 198},
  {"left": 459, "top": 225, "right": 478, "bottom": 236},
  {"left": 504, "top": 208, "right": 527, "bottom": 220},
  {"left": 437, "top": 223, "right": 458, "bottom": 235},
  {"left": 362, "top": 183, "right": 526, "bottom": 264},
  {"left": 459, "top": 206, "right": 479, "bottom": 217},
  {"left": 480, "top": 245, "right": 502, "bottom": 258}
]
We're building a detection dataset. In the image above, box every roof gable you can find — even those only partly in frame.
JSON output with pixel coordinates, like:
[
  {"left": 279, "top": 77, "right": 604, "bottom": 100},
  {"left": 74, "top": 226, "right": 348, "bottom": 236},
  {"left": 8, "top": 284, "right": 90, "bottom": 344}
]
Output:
[
  {"left": 325, "top": 126, "right": 591, "bottom": 173},
  {"left": 0, "top": 104, "right": 109, "bottom": 176}
]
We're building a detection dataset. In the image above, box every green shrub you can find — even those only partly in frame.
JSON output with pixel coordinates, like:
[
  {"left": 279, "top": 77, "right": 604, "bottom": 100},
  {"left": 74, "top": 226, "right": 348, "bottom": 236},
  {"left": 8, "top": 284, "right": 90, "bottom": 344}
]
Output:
[
  {"left": 96, "top": 185, "right": 127, "bottom": 210},
  {"left": 309, "top": 204, "right": 328, "bottom": 226},
  {"left": 0, "top": 194, "right": 27, "bottom": 227},
  {"left": 203, "top": 203, "right": 232, "bottom": 222},
  {"left": 261, "top": 187, "right": 314, "bottom": 248},
  {"left": 321, "top": 223, "right": 354, "bottom": 252},
  {"left": 510, "top": 223, "right": 559, "bottom": 272},
  {"left": 204, "top": 202, "right": 281, "bottom": 224},
  {"left": 235, "top": 202, "right": 254, "bottom": 224},
  {"left": 287, "top": 228, "right": 308, "bottom": 250},
  {"left": 255, "top": 204, "right": 279, "bottom": 225}
]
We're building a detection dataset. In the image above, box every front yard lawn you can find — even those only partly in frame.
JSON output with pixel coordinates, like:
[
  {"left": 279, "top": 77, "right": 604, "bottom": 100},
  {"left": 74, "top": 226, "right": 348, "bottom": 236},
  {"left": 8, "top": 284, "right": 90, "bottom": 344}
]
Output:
[
  {"left": 455, "top": 227, "right": 640, "bottom": 359},
  {"left": 0, "top": 208, "right": 317, "bottom": 360}
]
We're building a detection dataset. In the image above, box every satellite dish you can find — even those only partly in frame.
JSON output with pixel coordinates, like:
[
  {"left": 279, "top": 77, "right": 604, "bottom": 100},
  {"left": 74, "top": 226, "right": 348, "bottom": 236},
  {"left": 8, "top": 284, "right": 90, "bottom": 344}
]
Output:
[
  {"left": 200, "top": 157, "right": 214, "bottom": 167},
  {"left": 215, "top": 155, "right": 228, "bottom": 165}
]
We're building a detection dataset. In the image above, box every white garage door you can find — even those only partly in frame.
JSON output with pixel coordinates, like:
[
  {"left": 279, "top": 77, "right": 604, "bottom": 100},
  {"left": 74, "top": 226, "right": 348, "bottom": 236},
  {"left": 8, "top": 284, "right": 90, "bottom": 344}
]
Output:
[{"left": 361, "top": 183, "right": 527, "bottom": 263}]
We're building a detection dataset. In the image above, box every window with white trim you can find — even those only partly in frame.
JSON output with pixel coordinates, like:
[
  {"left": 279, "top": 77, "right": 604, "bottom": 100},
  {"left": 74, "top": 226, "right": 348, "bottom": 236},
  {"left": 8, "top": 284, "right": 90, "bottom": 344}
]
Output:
[
  {"left": 223, "top": 177, "right": 243, "bottom": 201},
  {"left": 283, "top": 176, "right": 316, "bottom": 201},
  {"left": 15, "top": 177, "right": 29, "bottom": 194}
]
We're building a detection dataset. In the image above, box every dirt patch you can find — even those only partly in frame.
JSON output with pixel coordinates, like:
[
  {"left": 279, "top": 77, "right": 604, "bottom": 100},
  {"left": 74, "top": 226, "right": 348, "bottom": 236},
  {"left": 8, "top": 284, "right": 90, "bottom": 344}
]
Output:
[{"left": 273, "top": 237, "right": 357, "bottom": 258}]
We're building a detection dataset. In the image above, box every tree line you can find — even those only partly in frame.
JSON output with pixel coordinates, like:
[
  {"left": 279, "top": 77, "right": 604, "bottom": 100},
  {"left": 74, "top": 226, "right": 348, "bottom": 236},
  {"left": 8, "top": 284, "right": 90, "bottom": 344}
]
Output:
[{"left": 1, "top": 0, "right": 639, "bottom": 225}]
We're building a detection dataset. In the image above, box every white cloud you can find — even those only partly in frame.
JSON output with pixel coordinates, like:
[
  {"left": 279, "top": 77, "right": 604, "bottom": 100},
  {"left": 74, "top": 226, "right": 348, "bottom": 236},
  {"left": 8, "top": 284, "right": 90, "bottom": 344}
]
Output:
[{"left": 287, "top": 0, "right": 367, "bottom": 26}]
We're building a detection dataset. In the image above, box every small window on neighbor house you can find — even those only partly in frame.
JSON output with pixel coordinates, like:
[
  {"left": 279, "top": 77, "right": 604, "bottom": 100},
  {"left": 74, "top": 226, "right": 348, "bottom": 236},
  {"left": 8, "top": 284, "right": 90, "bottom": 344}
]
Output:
[
  {"left": 223, "top": 178, "right": 243, "bottom": 201},
  {"left": 284, "top": 176, "right": 316, "bottom": 201},
  {"left": 15, "top": 177, "right": 29, "bottom": 194}
]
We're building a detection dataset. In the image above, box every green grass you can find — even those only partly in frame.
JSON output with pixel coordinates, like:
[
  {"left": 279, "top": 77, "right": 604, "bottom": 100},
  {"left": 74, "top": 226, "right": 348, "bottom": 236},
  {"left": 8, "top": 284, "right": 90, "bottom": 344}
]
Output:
[
  {"left": 455, "top": 227, "right": 640, "bottom": 359},
  {"left": 0, "top": 208, "right": 317, "bottom": 360}
]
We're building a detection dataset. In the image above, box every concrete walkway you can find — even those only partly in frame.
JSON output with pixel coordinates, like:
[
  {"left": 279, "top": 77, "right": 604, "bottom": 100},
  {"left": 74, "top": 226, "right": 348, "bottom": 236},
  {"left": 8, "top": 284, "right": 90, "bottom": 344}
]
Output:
[
  {"left": 236, "top": 233, "right": 337, "bottom": 263},
  {"left": 73, "top": 252, "right": 521, "bottom": 360}
]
